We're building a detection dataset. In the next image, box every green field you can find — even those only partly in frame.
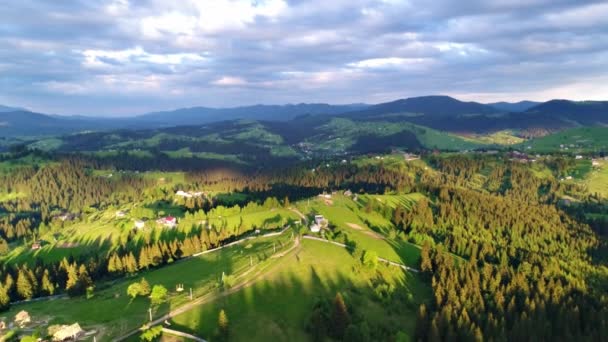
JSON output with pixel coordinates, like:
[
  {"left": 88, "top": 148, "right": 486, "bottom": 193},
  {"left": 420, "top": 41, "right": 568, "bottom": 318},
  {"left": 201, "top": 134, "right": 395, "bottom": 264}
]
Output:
[
  {"left": 522, "top": 127, "right": 608, "bottom": 153},
  {"left": 582, "top": 159, "right": 608, "bottom": 197},
  {"left": 296, "top": 195, "right": 422, "bottom": 268},
  {"left": 310, "top": 118, "right": 487, "bottom": 153},
  {"left": 170, "top": 238, "right": 429, "bottom": 341},
  {"left": 458, "top": 130, "right": 524, "bottom": 145},
  {"left": 4, "top": 234, "right": 293, "bottom": 340}
]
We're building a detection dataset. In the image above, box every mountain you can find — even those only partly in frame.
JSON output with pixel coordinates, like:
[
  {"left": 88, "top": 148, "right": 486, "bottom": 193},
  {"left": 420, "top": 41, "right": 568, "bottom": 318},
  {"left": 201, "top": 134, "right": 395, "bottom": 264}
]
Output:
[
  {"left": 488, "top": 101, "right": 540, "bottom": 112},
  {"left": 347, "top": 95, "right": 499, "bottom": 119},
  {"left": 524, "top": 100, "right": 608, "bottom": 125},
  {"left": 0, "top": 105, "right": 24, "bottom": 113},
  {"left": 136, "top": 103, "right": 369, "bottom": 126}
]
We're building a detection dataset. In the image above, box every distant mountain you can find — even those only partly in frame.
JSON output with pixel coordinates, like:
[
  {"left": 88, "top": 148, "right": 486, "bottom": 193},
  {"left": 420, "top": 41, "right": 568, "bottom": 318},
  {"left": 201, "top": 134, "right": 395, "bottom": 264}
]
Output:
[
  {"left": 1, "top": 96, "right": 607, "bottom": 139},
  {"left": 137, "top": 103, "right": 369, "bottom": 126},
  {"left": 524, "top": 100, "right": 608, "bottom": 125},
  {"left": 0, "top": 105, "right": 24, "bottom": 113},
  {"left": 488, "top": 101, "right": 540, "bottom": 112},
  {"left": 347, "top": 95, "right": 499, "bottom": 119},
  {"left": 337, "top": 96, "right": 608, "bottom": 134}
]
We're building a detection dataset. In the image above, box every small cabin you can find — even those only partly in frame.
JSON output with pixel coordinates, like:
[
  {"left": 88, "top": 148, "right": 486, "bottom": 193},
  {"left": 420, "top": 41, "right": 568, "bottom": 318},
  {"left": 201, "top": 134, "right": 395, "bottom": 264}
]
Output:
[
  {"left": 53, "top": 323, "right": 84, "bottom": 341},
  {"left": 157, "top": 216, "right": 177, "bottom": 228},
  {"left": 134, "top": 219, "right": 145, "bottom": 229},
  {"left": 14, "top": 310, "right": 30, "bottom": 328}
]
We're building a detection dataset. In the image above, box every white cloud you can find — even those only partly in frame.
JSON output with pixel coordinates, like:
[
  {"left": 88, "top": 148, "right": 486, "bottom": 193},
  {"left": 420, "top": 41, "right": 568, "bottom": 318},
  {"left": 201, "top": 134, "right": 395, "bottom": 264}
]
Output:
[
  {"left": 348, "top": 57, "right": 432, "bottom": 69},
  {"left": 140, "top": 0, "right": 287, "bottom": 38},
  {"left": 80, "top": 47, "right": 206, "bottom": 68},
  {"left": 212, "top": 76, "right": 247, "bottom": 86}
]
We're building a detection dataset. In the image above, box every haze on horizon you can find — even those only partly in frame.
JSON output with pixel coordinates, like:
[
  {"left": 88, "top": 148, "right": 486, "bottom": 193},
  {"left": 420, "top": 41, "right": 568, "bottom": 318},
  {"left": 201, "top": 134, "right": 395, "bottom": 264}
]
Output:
[{"left": 1, "top": 0, "right": 607, "bottom": 116}]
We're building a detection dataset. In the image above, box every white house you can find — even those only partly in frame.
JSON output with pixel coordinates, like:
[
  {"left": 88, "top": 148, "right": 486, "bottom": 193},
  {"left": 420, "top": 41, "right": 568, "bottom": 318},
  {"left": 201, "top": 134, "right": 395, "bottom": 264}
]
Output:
[
  {"left": 134, "top": 219, "right": 145, "bottom": 229},
  {"left": 575, "top": 155, "right": 583, "bottom": 160},
  {"left": 176, "top": 190, "right": 192, "bottom": 198},
  {"left": 115, "top": 210, "right": 127, "bottom": 218},
  {"left": 157, "top": 216, "right": 177, "bottom": 228},
  {"left": 310, "top": 215, "right": 328, "bottom": 233},
  {"left": 53, "top": 323, "right": 84, "bottom": 341}
]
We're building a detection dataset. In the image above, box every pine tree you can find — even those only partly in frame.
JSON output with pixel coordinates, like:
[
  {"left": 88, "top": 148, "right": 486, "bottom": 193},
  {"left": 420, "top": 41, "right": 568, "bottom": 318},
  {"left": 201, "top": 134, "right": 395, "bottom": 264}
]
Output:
[
  {"left": 218, "top": 309, "right": 229, "bottom": 340},
  {"left": 41, "top": 269, "right": 55, "bottom": 295},
  {"left": 65, "top": 264, "right": 80, "bottom": 296},
  {"left": 421, "top": 241, "right": 433, "bottom": 274},
  {"left": 138, "top": 248, "right": 151, "bottom": 269},
  {"left": 0, "top": 286, "right": 10, "bottom": 312},
  {"left": 16, "top": 269, "right": 34, "bottom": 300},
  {"left": 139, "top": 278, "right": 151, "bottom": 296},
  {"left": 331, "top": 292, "right": 350, "bottom": 339}
]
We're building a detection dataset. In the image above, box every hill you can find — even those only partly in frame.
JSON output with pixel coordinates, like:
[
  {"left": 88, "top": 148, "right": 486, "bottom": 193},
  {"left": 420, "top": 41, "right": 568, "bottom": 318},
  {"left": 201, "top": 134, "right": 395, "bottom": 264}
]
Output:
[
  {"left": 2, "top": 96, "right": 608, "bottom": 140},
  {"left": 487, "top": 100, "right": 540, "bottom": 112},
  {"left": 348, "top": 95, "right": 499, "bottom": 119},
  {"left": 522, "top": 126, "right": 608, "bottom": 153},
  {"left": 137, "top": 103, "right": 369, "bottom": 126},
  {"left": 524, "top": 99, "right": 608, "bottom": 126},
  {"left": 0, "top": 105, "right": 24, "bottom": 113}
]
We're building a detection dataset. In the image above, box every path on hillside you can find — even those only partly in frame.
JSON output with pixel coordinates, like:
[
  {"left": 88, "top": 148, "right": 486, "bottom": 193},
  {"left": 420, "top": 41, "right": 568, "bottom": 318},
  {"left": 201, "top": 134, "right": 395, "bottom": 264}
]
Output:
[
  {"left": 114, "top": 236, "right": 301, "bottom": 342},
  {"left": 289, "top": 207, "right": 308, "bottom": 224},
  {"left": 162, "top": 327, "right": 207, "bottom": 342},
  {"left": 302, "top": 235, "right": 419, "bottom": 273}
]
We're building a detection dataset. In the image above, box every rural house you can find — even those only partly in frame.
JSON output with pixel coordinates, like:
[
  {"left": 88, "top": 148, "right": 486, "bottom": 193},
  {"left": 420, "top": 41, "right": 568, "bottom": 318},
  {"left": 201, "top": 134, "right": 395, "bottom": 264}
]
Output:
[
  {"left": 310, "top": 215, "right": 328, "bottom": 233},
  {"left": 157, "top": 216, "right": 177, "bottom": 228},
  {"left": 52, "top": 323, "right": 84, "bottom": 341},
  {"left": 14, "top": 310, "right": 30, "bottom": 327},
  {"left": 134, "top": 219, "right": 145, "bottom": 229}
]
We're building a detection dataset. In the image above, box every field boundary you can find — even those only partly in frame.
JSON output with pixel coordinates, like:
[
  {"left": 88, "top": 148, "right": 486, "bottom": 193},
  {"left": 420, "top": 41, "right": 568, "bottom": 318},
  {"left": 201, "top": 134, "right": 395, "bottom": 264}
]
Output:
[{"left": 302, "top": 235, "right": 419, "bottom": 273}]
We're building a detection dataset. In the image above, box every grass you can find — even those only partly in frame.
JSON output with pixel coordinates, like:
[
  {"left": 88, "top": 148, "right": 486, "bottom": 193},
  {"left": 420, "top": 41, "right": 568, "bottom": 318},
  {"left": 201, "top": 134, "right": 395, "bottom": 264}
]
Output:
[
  {"left": 170, "top": 238, "right": 429, "bottom": 341},
  {"left": 311, "top": 118, "right": 486, "bottom": 153},
  {"left": 582, "top": 160, "right": 608, "bottom": 198},
  {"left": 296, "top": 195, "right": 422, "bottom": 268},
  {"left": 458, "top": 130, "right": 524, "bottom": 145},
  {"left": 522, "top": 127, "right": 608, "bottom": 153},
  {"left": 5, "top": 234, "right": 293, "bottom": 340},
  {"left": 162, "top": 148, "right": 245, "bottom": 164},
  {"left": 1, "top": 203, "right": 300, "bottom": 266},
  {"left": 361, "top": 193, "right": 425, "bottom": 210}
]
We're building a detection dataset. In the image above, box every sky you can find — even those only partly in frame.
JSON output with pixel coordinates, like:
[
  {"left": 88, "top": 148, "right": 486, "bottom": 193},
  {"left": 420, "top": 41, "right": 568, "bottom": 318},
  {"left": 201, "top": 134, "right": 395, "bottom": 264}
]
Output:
[{"left": 0, "top": 0, "right": 607, "bottom": 116}]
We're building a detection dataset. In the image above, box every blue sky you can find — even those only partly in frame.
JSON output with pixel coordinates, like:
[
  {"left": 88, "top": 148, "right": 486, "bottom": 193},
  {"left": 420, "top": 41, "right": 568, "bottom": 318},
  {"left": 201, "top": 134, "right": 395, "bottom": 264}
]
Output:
[{"left": 1, "top": 0, "right": 607, "bottom": 116}]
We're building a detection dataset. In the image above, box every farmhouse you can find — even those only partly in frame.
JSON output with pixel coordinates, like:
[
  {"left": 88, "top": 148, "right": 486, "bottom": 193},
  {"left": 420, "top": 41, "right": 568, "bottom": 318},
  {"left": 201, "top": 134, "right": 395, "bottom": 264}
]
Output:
[
  {"left": 134, "top": 219, "right": 145, "bottom": 229},
  {"left": 343, "top": 189, "right": 353, "bottom": 197},
  {"left": 175, "top": 190, "right": 192, "bottom": 198},
  {"left": 592, "top": 159, "right": 601, "bottom": 167},
  {"left": 157, "top": 216, "right": 177, "bottom": 228},
  {"left": 52, "top": 323, "right": 84, "bottom": 341},
  {"left": 310, "top": 215, "right": 328, "bottom": 233},
  {"left": 404, "top": 153, "right": 420, "bottom": 161},
  {"left": 31, "top": 242, "right": 42, "bottom": 250},
  {"left": 176, "top": 190, "right": 205, "bottom": 198},
  {"left": 575, "top": 155, "right": 583, "bottom": 160},
  {"left": 14, "top": 310, "right": 30, "bottom": 327},
  {"left": 115, "top": 210, "right": 127, "bottom": 218},
  {"left": 310, "top": 224, "right": 321, "bottom": 233}
]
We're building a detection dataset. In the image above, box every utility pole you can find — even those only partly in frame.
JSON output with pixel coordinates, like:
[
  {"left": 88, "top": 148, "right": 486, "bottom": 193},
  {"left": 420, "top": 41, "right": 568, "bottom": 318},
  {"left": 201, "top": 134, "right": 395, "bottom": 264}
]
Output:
[
  {"left": 149, "top": 308, "right": 152, "bottom": 321},
  {"left": 190, "top": 288, "right": 193, "bottom": 301}
]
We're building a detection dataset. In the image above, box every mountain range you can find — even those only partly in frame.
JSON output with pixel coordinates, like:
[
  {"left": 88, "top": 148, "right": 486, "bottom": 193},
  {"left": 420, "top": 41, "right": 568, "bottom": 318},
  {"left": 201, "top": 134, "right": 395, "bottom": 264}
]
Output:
[{"left": 1, "top": 96, "right": 607, "bottom": 138}]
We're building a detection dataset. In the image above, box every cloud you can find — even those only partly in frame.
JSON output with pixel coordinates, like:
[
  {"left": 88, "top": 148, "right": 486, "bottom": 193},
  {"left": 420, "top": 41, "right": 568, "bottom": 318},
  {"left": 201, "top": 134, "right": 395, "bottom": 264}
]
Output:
[
  {"left": 0, "top": 0, "right": 606, "bottom": 115},
  {"left": 212, "top": 76, "right": 247, "bottom": 86}
]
